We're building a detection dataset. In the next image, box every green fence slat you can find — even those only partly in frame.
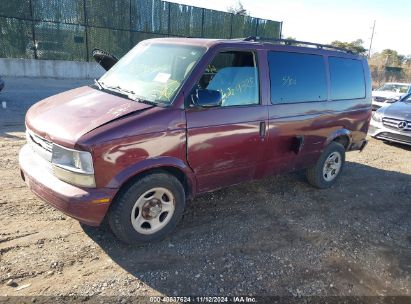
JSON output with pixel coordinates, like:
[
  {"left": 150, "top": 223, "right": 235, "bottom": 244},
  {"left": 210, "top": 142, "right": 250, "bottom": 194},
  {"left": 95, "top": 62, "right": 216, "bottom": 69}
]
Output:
[
  {"left": 32, "top": 0, "right": 85, "bottom": 24},
  {"left": 257, "top": 19, "right": 281, "bottom": 39},
  {"left": 86, "top": 0, "right": 130, "bottom": 30},
  {"left": 203, "top": 10, "right": 231, "bottom": 38},
  {"left": 0, "top": 0, "right": 31, "bottom": 19},
  {"left": 0, "top": 17, "right": 34, "bottom": 59},
  {"left": 130, "top": 0, "right": 168, "bottom": 34},
  {"left": 34, "top": 21, "right": 87, "bottom": 61},
  {"left": 169, "top": 3, "right": 202, "bottom": 37},
  {"left": 231, "top": 15, "right": 258, "bottom": 38},
  {"left": 0, "top": 0, "right": 281, "bottom": 61},
  {"left": 87, "top": 27, "right": 130, "bottom": 60}
]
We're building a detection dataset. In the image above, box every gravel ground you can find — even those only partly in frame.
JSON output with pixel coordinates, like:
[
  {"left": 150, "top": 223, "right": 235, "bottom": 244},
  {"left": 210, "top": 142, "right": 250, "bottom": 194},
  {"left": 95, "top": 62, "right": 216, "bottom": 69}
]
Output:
[{"left": 0, "top": 77, "right": 410, "bottom": 298}]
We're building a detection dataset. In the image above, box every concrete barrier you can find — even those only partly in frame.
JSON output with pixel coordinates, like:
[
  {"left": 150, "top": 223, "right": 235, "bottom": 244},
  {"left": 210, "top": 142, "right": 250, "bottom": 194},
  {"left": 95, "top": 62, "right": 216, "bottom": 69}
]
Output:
[{"left": 0, "top": 58, "right": 105, "bottom": 79}]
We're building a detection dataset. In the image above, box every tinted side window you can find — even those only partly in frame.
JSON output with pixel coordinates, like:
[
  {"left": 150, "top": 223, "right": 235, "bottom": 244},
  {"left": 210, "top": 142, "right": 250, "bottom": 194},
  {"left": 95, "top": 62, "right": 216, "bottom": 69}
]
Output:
[
  {"left": 329, "top": 57, "right": 365, "bottom": 100},
  {"left": 268, "top": 52, "right": 327, "bottom": 104}
]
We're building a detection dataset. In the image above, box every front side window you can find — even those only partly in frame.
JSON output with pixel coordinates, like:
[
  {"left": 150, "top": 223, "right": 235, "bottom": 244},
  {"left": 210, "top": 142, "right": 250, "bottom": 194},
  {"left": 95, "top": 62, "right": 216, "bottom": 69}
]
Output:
[
  {"left": 99, "top": 42, "right": 206, "bottom": 104},
  {"left": 268, "top": 51, "right": 327, "bottom": 104},
  {"left": 329, "top": 57, "right": 365, "bottom": 100},
  {"left": 195, "top": 51, "right": 259, "bottom": 107}
]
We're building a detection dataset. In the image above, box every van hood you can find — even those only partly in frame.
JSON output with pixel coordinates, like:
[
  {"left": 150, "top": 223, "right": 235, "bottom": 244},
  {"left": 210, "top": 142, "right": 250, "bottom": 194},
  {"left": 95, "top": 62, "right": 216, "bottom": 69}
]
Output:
[
  {"left": 26, "top": 86, "right": 152, "bottom": 147},
  {"left": 381, "top": 101, "right": 411, "bottom": 120}
]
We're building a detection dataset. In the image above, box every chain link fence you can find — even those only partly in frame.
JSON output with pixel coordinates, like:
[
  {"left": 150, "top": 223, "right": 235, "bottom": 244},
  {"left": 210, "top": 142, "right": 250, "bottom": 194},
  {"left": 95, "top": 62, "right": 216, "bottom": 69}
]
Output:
[{"left": 0, "top": 0, "right": 282, "bottom": 62}]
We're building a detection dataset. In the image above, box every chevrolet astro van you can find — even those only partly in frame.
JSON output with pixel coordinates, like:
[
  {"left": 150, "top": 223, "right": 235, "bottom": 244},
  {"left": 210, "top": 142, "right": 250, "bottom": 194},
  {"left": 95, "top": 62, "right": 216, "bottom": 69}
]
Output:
[{"left": 19, "top": 37, "right": 372, "bottom": 244}]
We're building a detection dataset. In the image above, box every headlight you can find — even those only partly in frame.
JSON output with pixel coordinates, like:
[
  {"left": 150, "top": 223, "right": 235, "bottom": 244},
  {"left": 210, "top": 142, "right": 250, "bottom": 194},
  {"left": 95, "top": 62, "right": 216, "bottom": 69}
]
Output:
[
  {"left": 51, "top": 144, "right": 95, "bottom": 187},
  {"left": 371, "top": 110, "right": 383, "bottom": 122}
]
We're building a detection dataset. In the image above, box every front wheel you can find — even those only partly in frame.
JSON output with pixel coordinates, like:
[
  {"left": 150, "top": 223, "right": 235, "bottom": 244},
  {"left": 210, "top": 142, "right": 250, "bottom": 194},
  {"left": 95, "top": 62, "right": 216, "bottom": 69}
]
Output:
[
  {"left": 306, "top": 142, "right": 345, "bottom": 189},
  {"left": 108, "top": 172, "right": 186, "bottom": 245}
]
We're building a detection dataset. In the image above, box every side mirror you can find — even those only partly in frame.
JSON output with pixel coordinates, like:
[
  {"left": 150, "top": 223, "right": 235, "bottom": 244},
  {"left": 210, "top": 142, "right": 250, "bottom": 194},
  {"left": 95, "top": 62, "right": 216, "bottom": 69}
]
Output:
[
  {"left": 92, "top": 48, "right": 119, "bottom": 71},
  {"left": 191, "top": 89, "right": 222, "bottom": 108}
]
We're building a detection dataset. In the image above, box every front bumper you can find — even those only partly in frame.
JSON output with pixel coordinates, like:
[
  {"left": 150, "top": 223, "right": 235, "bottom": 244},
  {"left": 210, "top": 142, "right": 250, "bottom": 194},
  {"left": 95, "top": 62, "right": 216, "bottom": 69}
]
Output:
[
  {"left": 19, "top": 144, "right": 116, "bottom": 226},
  {"left": 368, "top": 120, "right": 411, "bottom": 146}
]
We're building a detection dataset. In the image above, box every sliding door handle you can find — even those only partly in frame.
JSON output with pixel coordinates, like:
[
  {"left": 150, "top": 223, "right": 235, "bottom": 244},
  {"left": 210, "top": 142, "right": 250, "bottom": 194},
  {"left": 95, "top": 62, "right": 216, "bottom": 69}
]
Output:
[{"left": 259, "top": 121, "right": 266, "bottom": 138}]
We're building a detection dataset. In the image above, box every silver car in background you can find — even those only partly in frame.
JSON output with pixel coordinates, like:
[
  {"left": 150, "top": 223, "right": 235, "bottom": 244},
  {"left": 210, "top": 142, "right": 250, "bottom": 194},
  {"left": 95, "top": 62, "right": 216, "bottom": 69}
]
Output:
[{"left": 369, "top": 93, "right": 411, "bottom": 146}]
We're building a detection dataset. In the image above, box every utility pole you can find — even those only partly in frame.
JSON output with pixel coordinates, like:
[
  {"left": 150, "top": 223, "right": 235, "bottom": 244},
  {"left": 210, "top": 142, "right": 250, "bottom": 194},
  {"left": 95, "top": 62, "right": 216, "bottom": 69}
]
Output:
[{"left": 368, "top": 20, "right": 376, "bottom": 58}]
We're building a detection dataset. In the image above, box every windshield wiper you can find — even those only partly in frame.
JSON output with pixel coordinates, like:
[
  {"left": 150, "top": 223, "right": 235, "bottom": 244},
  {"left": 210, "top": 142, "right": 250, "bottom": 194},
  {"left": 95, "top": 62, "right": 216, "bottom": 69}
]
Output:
[
  {"left": 102, "top": 84, "right": 130, "bottom": 95},
  {"left": 101, "top": 84, "right": 136, "bottom": 99},
  {"left": 115, "top": 85, "right": 135, "bottom": 96},
  {"left": 94, "top": 79, "right": 104, "bottom": 90},
  {"left": 127, "top": 93, "right": 161, "bottom": 106},
  {"left": 103, "top": 84, "right": 160, "bottom": 106}
]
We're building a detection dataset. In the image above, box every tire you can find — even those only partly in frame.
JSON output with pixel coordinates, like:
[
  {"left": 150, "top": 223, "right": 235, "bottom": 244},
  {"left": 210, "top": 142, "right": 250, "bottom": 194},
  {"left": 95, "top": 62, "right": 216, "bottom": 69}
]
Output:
[
  {"left": 108, "top": 172, "right": 186, "bottom": 245},
  {"left": 306, "top": 142, "right": 345, "bottom": 189}
]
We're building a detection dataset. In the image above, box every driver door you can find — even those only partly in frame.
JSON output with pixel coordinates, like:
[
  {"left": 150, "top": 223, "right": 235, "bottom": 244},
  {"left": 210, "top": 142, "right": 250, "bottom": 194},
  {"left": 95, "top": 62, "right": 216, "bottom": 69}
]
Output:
[{"left": 185, "top": 50, "right": 268, "bottom": 193}]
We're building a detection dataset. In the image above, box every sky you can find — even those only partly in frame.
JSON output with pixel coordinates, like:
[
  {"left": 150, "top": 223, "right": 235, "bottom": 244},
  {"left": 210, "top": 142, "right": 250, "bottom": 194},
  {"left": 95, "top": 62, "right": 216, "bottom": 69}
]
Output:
[{"left": 169, "top": 0, "right": 411, "bottom": 56}]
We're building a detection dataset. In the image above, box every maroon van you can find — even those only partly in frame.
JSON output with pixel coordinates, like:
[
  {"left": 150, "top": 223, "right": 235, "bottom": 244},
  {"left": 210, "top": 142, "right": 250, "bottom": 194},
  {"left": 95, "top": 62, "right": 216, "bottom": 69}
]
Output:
[{"left": 19, "top": 37, "right": 371, "bottom": 244}]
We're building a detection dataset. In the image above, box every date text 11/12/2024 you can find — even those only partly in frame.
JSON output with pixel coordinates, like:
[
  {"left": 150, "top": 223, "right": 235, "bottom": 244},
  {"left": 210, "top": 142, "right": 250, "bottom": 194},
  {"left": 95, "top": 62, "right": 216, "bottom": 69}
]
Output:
[{"left": 149, "top": 296, "right": 257, "bottom": 303}]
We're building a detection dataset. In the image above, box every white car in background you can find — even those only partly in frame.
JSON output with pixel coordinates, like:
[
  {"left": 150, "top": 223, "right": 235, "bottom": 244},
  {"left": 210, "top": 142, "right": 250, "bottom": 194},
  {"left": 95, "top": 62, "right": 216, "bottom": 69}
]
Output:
[
  {"left": 369, "top": 93, "right": 411, "bottom": 146},
  {"left": 372, "top": 82, "right": 411, "bottom": 110}
]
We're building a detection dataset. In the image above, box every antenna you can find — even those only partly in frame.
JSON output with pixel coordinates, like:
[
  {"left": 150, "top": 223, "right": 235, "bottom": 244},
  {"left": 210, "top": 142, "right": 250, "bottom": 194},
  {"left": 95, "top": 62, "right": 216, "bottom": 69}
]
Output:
[{"left": 368, "top": 20, "right": 376, "bottom": 58}]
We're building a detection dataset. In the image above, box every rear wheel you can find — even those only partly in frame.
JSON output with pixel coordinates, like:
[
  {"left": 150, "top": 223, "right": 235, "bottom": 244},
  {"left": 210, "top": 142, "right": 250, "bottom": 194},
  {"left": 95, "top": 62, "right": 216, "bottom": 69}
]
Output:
[
  {"left": 108, "top": 172, "right": 186, "bottom": 245},
  {"left": 306, "top": 142, "right": 345, "bottom": 189}
]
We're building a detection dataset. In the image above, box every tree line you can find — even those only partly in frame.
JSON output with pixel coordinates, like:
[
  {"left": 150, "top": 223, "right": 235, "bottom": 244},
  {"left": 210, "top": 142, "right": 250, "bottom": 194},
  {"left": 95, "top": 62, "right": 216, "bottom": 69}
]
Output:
[
  {"left": 330, "top": 40, "right": 411, "bottom": 88},
  {"left": 227, "top": 1, "right": 411, "bottom": 88}
]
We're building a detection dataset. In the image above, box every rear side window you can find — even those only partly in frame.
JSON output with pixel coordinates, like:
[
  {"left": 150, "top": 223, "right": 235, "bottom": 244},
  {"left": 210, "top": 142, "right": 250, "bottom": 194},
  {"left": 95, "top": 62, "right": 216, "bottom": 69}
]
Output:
[
  {"left": 329, "top": 57, "right": 365, "bottom": 100},
  {"left": 268, "top": 51, "right": 327, "bottom": 104}
]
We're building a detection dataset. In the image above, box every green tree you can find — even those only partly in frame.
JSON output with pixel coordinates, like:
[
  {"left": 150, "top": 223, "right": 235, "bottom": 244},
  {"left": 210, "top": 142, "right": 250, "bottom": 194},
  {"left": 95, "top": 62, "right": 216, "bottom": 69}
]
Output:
[
  {"left": 404, "top": 55, "right": 411, "bottom": 67},
  {"left": 370, "top": 49, "right": 406, "bottom": 67},
  {"left": 369, "top": 49, "right": 411, "bottom": 86},
  {"left": 227, "top": 1, "right": 248, "bottom": 16},
  {"left": 380, "top": 49, "right": 404, "bottom": 66},
  {"left": 330, "top": 39, "right": 367, "bottom": 55}
]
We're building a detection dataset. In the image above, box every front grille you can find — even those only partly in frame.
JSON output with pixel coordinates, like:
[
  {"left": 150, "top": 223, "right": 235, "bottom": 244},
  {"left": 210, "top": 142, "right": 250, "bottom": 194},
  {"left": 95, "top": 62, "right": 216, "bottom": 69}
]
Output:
[
  {"left": 26, "top": 129, "right": 53, "bottom": 162},
  {"left": 376, "top": 132, "right": 411, "bottom": 145},
  {"left": 382, "top": 117, "right": 411, "bottom": 131}
]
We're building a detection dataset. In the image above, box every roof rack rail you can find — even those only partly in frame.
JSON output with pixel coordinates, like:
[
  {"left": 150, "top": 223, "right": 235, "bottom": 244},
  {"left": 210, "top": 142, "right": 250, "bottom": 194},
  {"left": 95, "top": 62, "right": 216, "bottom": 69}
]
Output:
[{"left": 243, "top": 36, "right": 355, "bottom": 54}]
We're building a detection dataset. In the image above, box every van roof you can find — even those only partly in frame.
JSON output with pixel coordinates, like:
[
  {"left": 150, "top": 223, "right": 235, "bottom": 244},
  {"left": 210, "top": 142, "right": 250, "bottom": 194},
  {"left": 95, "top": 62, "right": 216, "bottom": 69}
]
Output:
[{"left": 145, "top": 37, "right": 364, "bottom": 59}]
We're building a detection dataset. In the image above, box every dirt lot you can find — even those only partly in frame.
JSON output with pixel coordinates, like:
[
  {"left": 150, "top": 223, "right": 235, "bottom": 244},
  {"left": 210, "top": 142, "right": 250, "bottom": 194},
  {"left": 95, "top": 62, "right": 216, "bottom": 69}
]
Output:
[{"left": 0, "top": 78, "right": 410, "bottom": 298}]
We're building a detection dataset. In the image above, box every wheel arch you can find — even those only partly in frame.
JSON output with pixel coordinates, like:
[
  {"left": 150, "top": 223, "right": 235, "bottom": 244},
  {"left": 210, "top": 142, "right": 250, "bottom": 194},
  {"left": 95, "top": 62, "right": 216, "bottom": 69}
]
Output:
[
  {"left": 324, "top": 129, "right": 352, "bottom": 151},
  {"left": 107, "top": 157, "right": 197, "bottom": 201}
]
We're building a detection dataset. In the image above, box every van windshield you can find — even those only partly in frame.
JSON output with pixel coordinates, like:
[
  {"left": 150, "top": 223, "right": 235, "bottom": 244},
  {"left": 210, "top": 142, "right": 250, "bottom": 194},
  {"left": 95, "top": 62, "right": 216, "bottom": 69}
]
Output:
[
  {"left": 99, "top": 42, "right": 206, "bottom": 104},
  {"left": 376, "top": 83, "right": 410, "bottom": 94}
]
